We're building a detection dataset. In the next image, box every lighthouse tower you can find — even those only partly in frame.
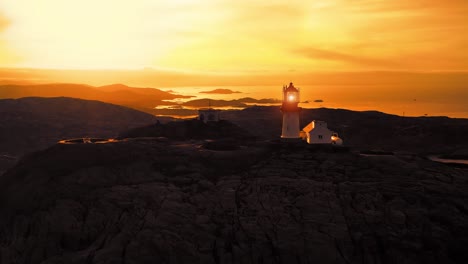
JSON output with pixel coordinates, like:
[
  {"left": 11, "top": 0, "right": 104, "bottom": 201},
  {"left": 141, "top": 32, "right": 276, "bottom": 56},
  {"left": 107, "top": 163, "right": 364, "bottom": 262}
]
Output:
[{"left": 281, "top": 82, "right": 301, "bottom": 139}]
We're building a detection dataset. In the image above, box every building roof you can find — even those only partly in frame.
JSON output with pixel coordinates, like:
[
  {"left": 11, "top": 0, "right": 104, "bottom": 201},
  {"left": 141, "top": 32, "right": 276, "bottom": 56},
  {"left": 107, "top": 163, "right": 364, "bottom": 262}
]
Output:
[
  {"left": 302, "top": 120, "right": 328, "bottom": 133},
  {"left": 284, "top": 82, "right": 299, "bottom": 92}
]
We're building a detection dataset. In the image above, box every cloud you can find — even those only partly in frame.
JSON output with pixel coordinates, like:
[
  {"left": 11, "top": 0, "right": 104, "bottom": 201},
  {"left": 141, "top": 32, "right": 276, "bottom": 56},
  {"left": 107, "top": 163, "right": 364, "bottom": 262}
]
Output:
[
  {"left": 349, "top": 0, "right": 468, "bottom": 13},
  {"left": 0, "top": 12, "right": 9, "bottom": 32},
  {"left": 1, "top": 0, "right": 468, "bottom": 71},
  {"left": 295, "top": 47, "right": 399, "bottom": 68},
  {"left": 288, "top": 0, "right": 468, "bottom": 71},
  {"left": 231, "top": 3, "right": 304, "bottom": 22},
  {"left": 0, "top": 12, "right": 21, "bottom": 65}
]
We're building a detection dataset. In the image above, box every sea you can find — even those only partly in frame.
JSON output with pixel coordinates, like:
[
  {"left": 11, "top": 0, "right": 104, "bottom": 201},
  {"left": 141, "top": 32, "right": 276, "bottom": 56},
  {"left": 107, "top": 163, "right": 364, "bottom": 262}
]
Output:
[{"left": 158, "top": 85, "right": 468, "bottom": 118}]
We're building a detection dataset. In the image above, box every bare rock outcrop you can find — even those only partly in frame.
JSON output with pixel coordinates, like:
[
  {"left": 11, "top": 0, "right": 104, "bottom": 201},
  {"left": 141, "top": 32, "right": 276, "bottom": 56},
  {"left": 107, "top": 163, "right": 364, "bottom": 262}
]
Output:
[{"left": 0, "top": 141, "right": 467, "bottom": 263}]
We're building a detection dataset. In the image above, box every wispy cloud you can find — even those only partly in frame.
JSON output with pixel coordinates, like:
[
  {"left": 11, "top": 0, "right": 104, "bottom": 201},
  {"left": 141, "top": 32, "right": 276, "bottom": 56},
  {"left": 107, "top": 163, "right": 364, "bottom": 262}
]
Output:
[
  {"left": 0, "top": 0, "right": 467, "bottom": 71},
  {"left": 0, "top": 12, "right": 20, "bottom": 65},
  {"left": 348, "top": 0, "right": 468, "bottom": 13},
  {"left": 0, "top": 12, "right": 9, "bottom": 32},
  {"left": 294, "top": 47, "right": 399, "bottom": 68}
]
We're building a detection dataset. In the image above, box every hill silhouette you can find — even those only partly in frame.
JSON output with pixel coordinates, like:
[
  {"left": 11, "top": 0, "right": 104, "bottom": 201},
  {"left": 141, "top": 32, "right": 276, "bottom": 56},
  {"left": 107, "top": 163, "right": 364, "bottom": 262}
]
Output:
[
  {"left": 199, "top": 88, "right": 242, "bottom": 94},
  {"left": 221, "top": 106, "right": 468, "bottom": 154},
  {"left": 174, "top": 98, "right": 280, "bottom": 108},
  {"left": 0, "top": 97, "right": 158, "bottom": 174},
  {"left": 0, "top": 83, "right": 192, "bottom": 109}
]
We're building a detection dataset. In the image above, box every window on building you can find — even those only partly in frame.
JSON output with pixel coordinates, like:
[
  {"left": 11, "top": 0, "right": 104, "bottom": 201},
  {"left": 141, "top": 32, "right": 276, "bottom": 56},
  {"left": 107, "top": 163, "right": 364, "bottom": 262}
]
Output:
[{"left": 318, "top": 135, "right": 323, "bottom": 139}]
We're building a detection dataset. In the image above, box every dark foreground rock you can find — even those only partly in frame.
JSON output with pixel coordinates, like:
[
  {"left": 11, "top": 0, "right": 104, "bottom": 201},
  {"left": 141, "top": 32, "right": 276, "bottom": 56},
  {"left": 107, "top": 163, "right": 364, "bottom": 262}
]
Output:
[
  {"left": 119, "top": 119, "right": 254, "bottom": 142},
  {"left": 0, "top": 140, "right": 467, "bottom": 264}
]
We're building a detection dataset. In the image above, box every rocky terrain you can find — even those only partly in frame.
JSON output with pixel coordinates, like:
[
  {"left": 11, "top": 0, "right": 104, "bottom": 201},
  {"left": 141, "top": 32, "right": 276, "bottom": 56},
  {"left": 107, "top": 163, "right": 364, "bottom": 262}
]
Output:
[
  {"left": 0, "top": 137, "right": 467, "bottom": 263},
  {"left": 222, "top": 106, "right": 468, "bottom": 155},
  {"left": 0, "top": 97, "right": 158, "bottom": 174},
  {"left": 120, "top": 119, "right": 254, "bottom": 142},
  {"left": 0, "top": 96, "right": 467, "bottom": 263}
]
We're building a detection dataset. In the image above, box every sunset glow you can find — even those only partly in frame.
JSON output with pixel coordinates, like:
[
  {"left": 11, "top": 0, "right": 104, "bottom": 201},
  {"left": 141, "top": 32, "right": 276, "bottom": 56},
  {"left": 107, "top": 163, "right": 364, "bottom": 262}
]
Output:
[
  {"left": 1, "top": 0, "right": 467, "bottom": 72},
  {"left": 1, "top": 1, "right": 468, "bottom": 118}
]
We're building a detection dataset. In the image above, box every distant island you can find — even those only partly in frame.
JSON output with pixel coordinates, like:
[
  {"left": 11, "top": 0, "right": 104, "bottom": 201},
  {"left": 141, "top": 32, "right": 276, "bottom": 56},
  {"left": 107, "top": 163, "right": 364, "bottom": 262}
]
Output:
[
  {"left": 181, "top": 97, "right": 281, "bottom": 108},
  {"left": 199, "top": 88, "right": 242, "bottom": 94}
]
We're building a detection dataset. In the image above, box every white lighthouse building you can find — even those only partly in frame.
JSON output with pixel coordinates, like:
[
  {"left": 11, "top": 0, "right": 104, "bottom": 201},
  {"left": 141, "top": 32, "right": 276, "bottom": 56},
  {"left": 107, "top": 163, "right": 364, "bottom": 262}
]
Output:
[{"left": 281, "top": 82, "right": 301, "bottom": 139}]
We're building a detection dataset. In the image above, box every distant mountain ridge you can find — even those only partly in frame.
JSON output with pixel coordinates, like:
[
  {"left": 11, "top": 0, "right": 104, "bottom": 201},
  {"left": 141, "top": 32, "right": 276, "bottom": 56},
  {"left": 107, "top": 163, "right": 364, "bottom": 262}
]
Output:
[
  {"left": 199, "top": 88, "right": 242, "bottom": 94},
  {"left": 0, "top": 83, "right": 192, "bottom": 109},
  {"left": 180, "top": 97, "right": 280, "bottom": 108}
]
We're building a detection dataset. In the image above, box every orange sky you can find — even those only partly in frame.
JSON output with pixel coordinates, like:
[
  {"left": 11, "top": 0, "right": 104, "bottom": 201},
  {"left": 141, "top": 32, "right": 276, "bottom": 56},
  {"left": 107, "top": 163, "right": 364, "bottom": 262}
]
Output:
[{"left": 1, "top": 0, "right": 467, "bottom": 72}]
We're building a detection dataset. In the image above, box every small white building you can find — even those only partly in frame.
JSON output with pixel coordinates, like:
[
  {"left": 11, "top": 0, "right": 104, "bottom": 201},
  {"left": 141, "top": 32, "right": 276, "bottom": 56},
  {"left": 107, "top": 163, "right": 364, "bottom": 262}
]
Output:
[
  {"left": 300, "top": 120, "right": 343, "bottom": 145},
  {"left": 198, "top": 108, "right": 220, "bottom": 123}
]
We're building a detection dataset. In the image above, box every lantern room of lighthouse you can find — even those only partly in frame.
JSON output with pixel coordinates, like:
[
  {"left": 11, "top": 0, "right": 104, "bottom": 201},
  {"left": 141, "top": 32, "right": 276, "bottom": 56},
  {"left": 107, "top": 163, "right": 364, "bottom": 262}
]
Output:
[{"left": 281, "top": 82, "right": 301, "bottom": 139}]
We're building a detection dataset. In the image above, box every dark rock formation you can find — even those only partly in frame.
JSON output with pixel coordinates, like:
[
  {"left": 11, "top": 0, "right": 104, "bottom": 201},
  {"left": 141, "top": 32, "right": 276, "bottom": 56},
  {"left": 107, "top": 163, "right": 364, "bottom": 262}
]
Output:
[
  {"left": 440, "top": 148, "right": 468, "bottom": 160},
  {"left": 222, "top": 106, "right": 468, "bottom": 154},
  {"left": 120, "top": 119, "right": 254, "bottom": 142},
  {"left": 0, "top": 97, "right": 158, "bottom": 173},
  {"left": 0, "top": 140, "right": 467, "bottom": 263}
]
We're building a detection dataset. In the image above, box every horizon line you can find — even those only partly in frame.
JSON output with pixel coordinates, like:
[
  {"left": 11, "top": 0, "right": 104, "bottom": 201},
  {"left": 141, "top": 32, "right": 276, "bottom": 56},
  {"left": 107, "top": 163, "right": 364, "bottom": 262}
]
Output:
[{"left": 1, "top": 66, "right": 468, "bottom": 75}]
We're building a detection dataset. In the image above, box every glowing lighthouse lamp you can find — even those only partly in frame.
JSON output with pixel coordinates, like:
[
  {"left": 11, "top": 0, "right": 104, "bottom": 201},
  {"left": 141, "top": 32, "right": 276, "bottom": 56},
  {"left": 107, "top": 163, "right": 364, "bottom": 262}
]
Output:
[{"left": 281, "top": 82, "right": 302, "bottom": 139}]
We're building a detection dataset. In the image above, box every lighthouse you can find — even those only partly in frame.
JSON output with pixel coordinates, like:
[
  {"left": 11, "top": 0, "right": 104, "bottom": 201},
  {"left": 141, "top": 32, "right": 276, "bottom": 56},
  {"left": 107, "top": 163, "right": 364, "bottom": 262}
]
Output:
[{"left": 281, "top": 82, "right": 301, "bottom": 139}]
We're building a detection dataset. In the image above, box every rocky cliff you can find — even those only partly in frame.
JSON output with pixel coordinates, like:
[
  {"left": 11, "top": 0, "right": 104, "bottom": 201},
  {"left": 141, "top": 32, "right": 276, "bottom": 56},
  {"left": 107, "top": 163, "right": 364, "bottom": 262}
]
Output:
[{"left": 0, "top": 139, "right": 466, "bottom": 264}]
